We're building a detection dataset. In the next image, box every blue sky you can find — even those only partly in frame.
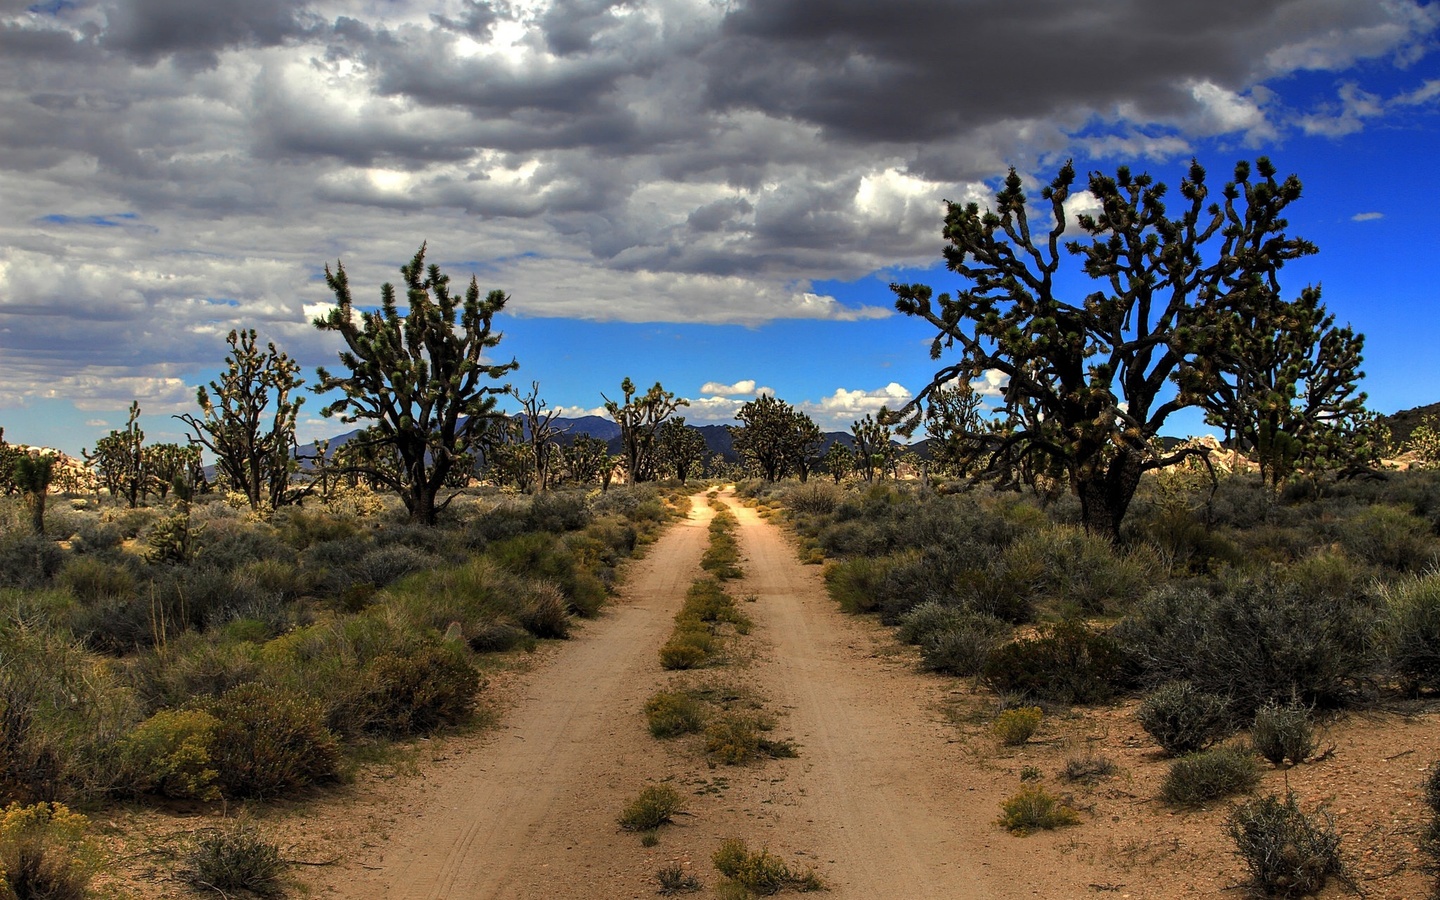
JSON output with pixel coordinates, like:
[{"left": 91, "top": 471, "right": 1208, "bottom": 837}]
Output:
[{"left": 1, "top": 0, "right": 1438, "bottom": 456}]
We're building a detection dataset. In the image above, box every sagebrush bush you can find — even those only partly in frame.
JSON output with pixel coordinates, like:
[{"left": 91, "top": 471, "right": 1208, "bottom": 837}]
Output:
[
  {"left": 917, "top": 612, "right": 1008, "bottom": 676},
  {"left": 992, "top": 706, "right": 1042, "bottom": 746},
  {"left": 712, "top": 837, "right": 822, "bottom": 895},
  {"left": 896, "top": 600, "right": 969, "bottom": 646},
  {"left": 116, "top": 708, "right": 221, "bottom": 800},
  {"left": 359, "top": 644, "right": 480, "bottom": 737},
  {"left": 1251, "top": 701, "right": 1317, "bottom": 767},
  {"left": 1228, "top": 792, "right": 1342, "bottom": 898},
  {"left": 1336, "top": 504, "right": 1435, "bottom": 573},
  {"left": 1382, "top": 572, "right": 1440, "bottom": 694},
  {"left": 824, "top": 556, "right": 896, "bottom": 615},
  {"left": 981, "top": 621, "right": 1135, "bottom": 705},
  {"left": 182, "top": 821, "right": 285, "bottom": 897},
  {"left": 1063, "top": 753, "right": 1118, "bottom": 784},
  {"left": 1159, "top": 745, "right": 1260, "bottom": 808},
  {"left": 997, "top": 785, "right": 1079, "bottom": 835},
  {"left": 1115, "top": 572, "right": 1377, "bottom": 715},
  {"left": 124, "top": 632, "right": 262, "bottom": 714},
  {"left": 645, "top": 691, "right": 707, "bottom": 738},
  {"left": 0, "top": 535, "right": 65, "bottom": 590},
  {"left": 1136, "top": 681, "right": 1233, "bottom": 756},
  {"left": 0, "top": 802, "right": 94, "bottom": 900},
  {"left": 704, "top": 714, "right": 794, "bottom": 765},
  {"left": 660, "top": 626, "right": 718, "bottom": 670},
  {"left": 618, "top": 784, "right": 686, "bottom": 831},
  {"left": 656, "top": 863, "right": 702, "bottom": 895},
  {"left": 209, "top": 683, "right": 340, "bottom": 799},
  {"left": 515, "top": 581, "right": 572, "bottom": 639},
  {"left": 58, "top": 556, "right": 137, "bottom": 603}
]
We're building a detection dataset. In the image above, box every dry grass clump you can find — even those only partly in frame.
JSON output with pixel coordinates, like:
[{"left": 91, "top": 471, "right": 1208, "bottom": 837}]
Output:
[
  {"left": 997, "top": 785, "right": 1080, "bottom": 835},
  {"left": 992, "top": 706, "right": 1042, "bottom": 746},
  {"left": 618, "top": 784, "right": 686, "bottom": 832},
  {"left": 1228, "top": 792, "right": 1343, "bottom": 898},
  {"left": 712, "top": 837, "right": 824, "bottom": 896}
]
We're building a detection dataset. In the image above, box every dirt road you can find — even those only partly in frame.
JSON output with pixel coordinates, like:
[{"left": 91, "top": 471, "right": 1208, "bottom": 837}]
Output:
[{"left": 312, "top": 490, "right": 1111, "bottom": 898}]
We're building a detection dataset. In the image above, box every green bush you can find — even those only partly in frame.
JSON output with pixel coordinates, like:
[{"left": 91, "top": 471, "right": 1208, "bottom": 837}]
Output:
[
  {"left": 209, "top": 683, "right": 340, "bottom": 799},
  {"left": 997, "top": 786, "right": 1080, "bottom": 835},
  {"left": 644, "top": 691, "right": 707, "bottom": 738},
  {"left": 1228, "top": 793, "right": 1342, "bottom": 897},
  {"left": 824, "top": 556, "right": 896, "bottom": 615},
  {"left": 117, "top": 709, "right": 221, "bottom": 800},
  {"left": 58, "top": 557, "right": 137, "bottom": 603},
  {"left": 489, "top": 533, "right": 607, "bottom": 617},
  {"left": 515, "top": 582, "right": 572, "bottom": 639},
  {"left": 124, "top": 632, "right": 262, "bottom": 714},
  {"left": 1336, "top": 504, "right": 1434, "bottom": 572},
  {"left": 1135, "top": 681, "right": 1233, "bottom": 756},
  {"left": 1114, "top": 573, "right": 1377, "bottom": 715},
  {"left": 704, "top": 714, "right": 794, "bottom": 766},
  {"left": 182, "top": 821, "right": 286, "bottom": 897},
  {"left": 660, "top": 627, "right": 717, "bottom": 670},
  {"left": 1382, "top": 572, "right": 1440, "bottom": 694},
  {"left": 359, "top": 644, "right": 481, "bottom": 737},
  {"left": 618, "top": 784, "right": 686, "bottom": 831},
  {"left": 712, "top": 838, "right": 823, "bottom": 895},
  {"left": 981, "top": 621, "right": 1135, "bottom": 705},
  {"left": 896, "top": 600, "right": 969, "bottom": 645},
  {"left": 0, "top": 802, "right": 95, "bottom": 900},
  {"left": 917, "top": 613, "right": 1008, "bottom": 676},
  {"left": 1159, "top": 745, "right": 1260, "bottom": 808},
  {"left": 656, "top": 863, "right": 703, "bottom": 895},
  {"left": 1251, "top": 701, "right": 1317, "bottom": 767},
  {"left": 992, "top": 707, "right": 1042, "bottom": 746},
  {"left": 0, "top": 535, "right": 65, "bottom": 590}
]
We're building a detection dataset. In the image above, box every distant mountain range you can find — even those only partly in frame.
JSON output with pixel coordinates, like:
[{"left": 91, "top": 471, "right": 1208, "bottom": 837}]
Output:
[{"left": 1381, "top": 403, "right": 1440, "bottom": 446}]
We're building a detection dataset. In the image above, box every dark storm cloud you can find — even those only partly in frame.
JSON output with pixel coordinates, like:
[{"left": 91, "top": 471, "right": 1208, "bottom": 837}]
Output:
[
  {"left": 704, "top": 0, "right": 1427, "bottom": 143},
  {"left": 100, "top": 0, "right": 321, "bottom": 68}
]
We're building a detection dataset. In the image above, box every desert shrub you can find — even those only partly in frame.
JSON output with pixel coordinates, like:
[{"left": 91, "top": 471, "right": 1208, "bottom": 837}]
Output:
[
  {"left": 824, "top": 556, "right": 896, "bottom": 614},
  {"left": 896, "top": 600, "right": 968, "bottom": 646},
  {"left": 194, "top": 525, "right": 294, "bottom": 573},
  {"left": 466, "top": 621, "right": 532, "bottom": 653},
  {"left": 515, "top": 581, "right": 572, "bottom": 639},
  {"left": 1136, "top": 681, "right": 1233, "bottom": 756},
  {"left": 1159, "top": 745, "right": 1260, "bottom": 808},
  {"left": 656, "top": 863, "right": 702, "bottom": 895},
  {"left": 704, "top": 714, "right": 794, "bottom": 766},
  {"left": 981, "top": 621, "right": 1135, "bottom": 705},
  {"left": 1114, "top": 573, "right": 1378, "bottom": 715},
  {"left": 0, "top": 535, "right": 64, "bottom": 590},
  {"left": 358, "top": 644, "right": 480, "bottom": 737},
  {"left": 1336, "top": 504, "right": 1435, "bottom": 572},
  {"left": 299, "top": 534, "right": 373, "bottom": 593},
  {"left": 1063, "top": 753, "right": 1118, "bottom": 784},
  {"left": 209, "top": 683, "right": 340, "bottom": 798},
  {"left": 276, "top": 507, "right": 358, "bottom": 550},
  {"left": 69, "top": 519, "right": 122, "bottom": 554},
  {"left": 354, "top": 544, "right": 439, "bottom": 588},
  {"left": 992, "top": 706, "right": 1042, "bottom": 746},
  {"left": 58, "top": 556, "right": 137, "bottom": 603},
  {"left": 1382, "top": 572, "right": 1440, "bottom": 694},
  {"left": 1251, "top": 702, "right": 1317, "bottom": 767},
  {"left": 233, "top": 558, "right": 309, "bottom": 605},
  {"left": 952, "top": 550, "right": 1044, "bottom": 624},
  {"left": 784, "top": 483, "right": 839, "bottom": 516},
  {"left": 618, "top": 784, "right": 686, "bottom": 831},
  {"left": 679, "top": 579, "right": 751, "bottom": 632},
  {"left": 0, "top": 626, "right": 140, "bottom": 805},
  {"left": 489, "top": 533, "right": 607, "bottom": 616},
  {"left": 0, "top": 802, "right": 94, "bottom": 900},
  {"left": 660, "top": 627, "right": 717, "bottom": 670},
  {"left": 712, "top": 838, "right": 823, "bottom": 895},
  {"left": 1422, "top": 764, "right": 1440, "bottom": 865},
  {"left": 524, "top": 491, "right": 591, "bottom": 534},
  {"left": 116, "top": 709, "right": 221, "bottom": 800},
  {"left": 124, "top": 634, "right": 262, "bottom": 714},
  {"left": 182, "top": 821, "right": 285, "bottom": 897},
  {"left": 1018, "top": 525, "right": 1155, "bottom": 615},
  {"left": 997, "top": 786, "right": 1080, "bottom": 835},
  {"left": 645, "top": 691, "right": 707, "bottom": 738},
  {"left": 1228, "top": 792, "right": 1343, "bottom": 898},
  {"left": 917, "top": 613, "right": 1008, "bottom": 676}
]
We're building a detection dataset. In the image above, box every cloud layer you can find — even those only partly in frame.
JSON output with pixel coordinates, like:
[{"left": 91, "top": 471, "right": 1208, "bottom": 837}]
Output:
[{"left": 2, "top": 0, "right": 1437, "bottom": 410}]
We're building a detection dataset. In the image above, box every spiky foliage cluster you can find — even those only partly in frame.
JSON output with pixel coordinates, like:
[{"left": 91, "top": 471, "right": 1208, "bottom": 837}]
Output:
[
  {"left": 657, "top": 418, "right": 708, "bottom": 483},
  {"left": 602, "top": 378, "right": 687, "bottom": 483},
  {"left": 891, "top": 158, "right": 1334, "bottom": 538},
  {"left": 314, "top": 244, "right": 518, "bottom": 524},
  {"left": 176, "top": 329, "right": 304, "bottom": 511},
  {"left": 85, "top": 401, "right": 147, "bottom": 508},
  {"left": 850, "top": 411, "right": 893, "bottom": 482},
  {"left": 729, "top": 395, "right": 823, "bottom": 482}
]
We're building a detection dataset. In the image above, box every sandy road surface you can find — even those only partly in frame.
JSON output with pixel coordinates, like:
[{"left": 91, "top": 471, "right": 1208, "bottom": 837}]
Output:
[{"left": 315, "top": 491, "right": 1113, "bottom": 898}]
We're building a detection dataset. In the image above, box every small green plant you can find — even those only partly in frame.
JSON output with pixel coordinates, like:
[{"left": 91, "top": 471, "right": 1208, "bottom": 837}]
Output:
[
  {"left": 117, "top": 708, "right": 222, "bottom": 800},
  {"left": 1136, "top": 681, "right": 1233, "bottom": 756},
  {"left": 182, "top": 821, "right": 286, "bottom": 897},
  {"left": 1159, "top": 745, "right": 1261, "bottom": 808},
  {"left": 656, "top": 863, "right": 702, "bottom": 894},
  {"left": 0, "top": 802, "right": 95, "bottom": 900},
  {"left": 1228, "top": 792, "right": 1343, "bottom": 897},
  {"left": 997, "top": 785, "right": 1080, "bottom": 835},
  {"left": 992, "top": 706, "right": 1042, "bottom": 746},
  {"left": 1019, "top": 765, "right": 1042, "bottom": 782},
  {"left": 1251, "top": 701, "right": 1317, "bottom": 767},
  {"left": 645, "top": 690, "right": 707, "bottom": 738},
  {"left": 209, "top": 683, "right": 341, "bottom": 799},
  {"left": 618, "top": 784, "right": 686, "bottom": 832},
  {"left": 660, "top": 627, "right": 718, "bottom": 670},
  {"left": 712, "top": 837, "right": 823, "bottom": 895},
  {"left": 704, "top": 714, "right": 796, "bottom": 765},
  {"left": 1063, "top": 753, "right": 1118, "bottom": 784}
]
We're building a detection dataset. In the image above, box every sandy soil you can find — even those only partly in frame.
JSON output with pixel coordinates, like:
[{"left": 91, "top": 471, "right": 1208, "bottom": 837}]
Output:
[{"left": 101, "top": 489, "right": 1440, "bottom": 899}]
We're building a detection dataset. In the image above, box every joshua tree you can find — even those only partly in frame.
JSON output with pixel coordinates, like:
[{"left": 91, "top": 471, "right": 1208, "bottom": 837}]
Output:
[
  {"left": 603, "top": 378, "right": 687, "bottom": 483},
  {"left": 314, "top": 244, "right": 517, "bottom": 525}
]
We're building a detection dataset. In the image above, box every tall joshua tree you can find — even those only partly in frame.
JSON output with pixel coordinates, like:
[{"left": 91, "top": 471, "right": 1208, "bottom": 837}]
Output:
[
  {"left": 892, "top": 158, "right": 1318, "bottom": 538},
  {"left": 176, "top": 329, "right": 304, "bottom": 511},
  {"left": 314, "top": 243, "right": 517, "bottom": 525}
]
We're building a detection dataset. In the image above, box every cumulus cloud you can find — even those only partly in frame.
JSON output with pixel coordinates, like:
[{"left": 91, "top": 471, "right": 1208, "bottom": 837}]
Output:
[
  {"left": 1352, "top": 211, "right": 1385, "bottom": 222},
  {"left": 0, "top": 0, "right": 1436, "bottom": 415},
  {"left": 799, "top": 382, "right": 913, "bottom": 430},
  {"left": 699, "top": 379, "right": 757, "bottom": 396}
]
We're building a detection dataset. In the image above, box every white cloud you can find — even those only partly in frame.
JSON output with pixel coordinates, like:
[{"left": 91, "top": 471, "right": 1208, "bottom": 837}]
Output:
[
  {"left": 1395, "top": 79, "right": 1440, "bottom": 106},
  {"left": 552, "top": 404, "right": 609, "bottom": 419},
  {"left": 972, "top": 369, "right": 1008, "bottom": 398},
  {"left": 699, "top": 379, "right": 756, "bottom": 396},
  {"left": 798, "top": 382, "right": 913, "bottom": 430},
  {"left": 1352, "top": 212, "right": 1385, "bottom": 222},
  {"left": 1299, "top": 82, "right": 1385, "bottom": 137}
]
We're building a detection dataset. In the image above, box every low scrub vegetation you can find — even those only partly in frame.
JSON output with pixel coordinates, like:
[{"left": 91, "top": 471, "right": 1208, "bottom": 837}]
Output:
[
  {"left": 618, "top": 784, "right": 686, "bottom": 832},
  {"left": 181, "top": 821, "right": 286, "bottom": 897},
  {"left": 997, "top": 785, "right": 1080, "bottom": 835},
  {"left": 712, "top": 837, "right": 824, "bottom": 896},
  {"left": 1228, "top": 793, "right": 1343, "bottom": 898},
  {"left": 1159, "top": 745, "right": 1262, "bottom": 808},
  {"left": 1136, "top": 681, "right": 1233, "bottom": 756},
  {"left": 0, "top": 801, "right": 95, "bottom": 900}
]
